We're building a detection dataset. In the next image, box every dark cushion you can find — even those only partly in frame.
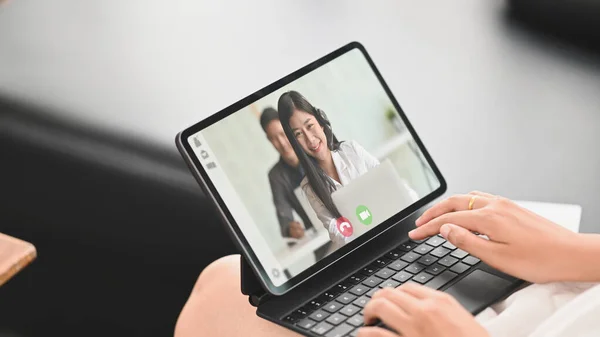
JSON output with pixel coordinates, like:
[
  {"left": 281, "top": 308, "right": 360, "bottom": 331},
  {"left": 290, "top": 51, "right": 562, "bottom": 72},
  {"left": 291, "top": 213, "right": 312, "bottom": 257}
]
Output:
[{"left": 0, "top": 99, "right": 238, "bottom": 337}]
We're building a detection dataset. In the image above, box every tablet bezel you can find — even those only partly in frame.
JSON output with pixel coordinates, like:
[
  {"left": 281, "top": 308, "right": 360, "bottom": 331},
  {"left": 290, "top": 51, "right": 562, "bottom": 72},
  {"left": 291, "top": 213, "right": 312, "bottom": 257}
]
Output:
[{"left": 176, "top": 42, "right": 447, "bottom": 296}]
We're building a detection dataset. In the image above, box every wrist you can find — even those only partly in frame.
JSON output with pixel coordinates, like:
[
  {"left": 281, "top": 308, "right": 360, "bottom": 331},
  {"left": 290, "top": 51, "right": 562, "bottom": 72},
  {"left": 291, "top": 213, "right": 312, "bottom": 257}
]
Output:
[{"left": 562, "top": 233, "right": 600, "bottom": 282}]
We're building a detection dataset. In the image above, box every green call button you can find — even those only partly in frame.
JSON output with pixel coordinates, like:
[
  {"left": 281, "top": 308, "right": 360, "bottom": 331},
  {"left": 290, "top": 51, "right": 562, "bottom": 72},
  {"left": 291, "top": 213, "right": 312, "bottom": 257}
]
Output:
[{"left": 356, "top": 205, "right": 372, "bottom": 225}]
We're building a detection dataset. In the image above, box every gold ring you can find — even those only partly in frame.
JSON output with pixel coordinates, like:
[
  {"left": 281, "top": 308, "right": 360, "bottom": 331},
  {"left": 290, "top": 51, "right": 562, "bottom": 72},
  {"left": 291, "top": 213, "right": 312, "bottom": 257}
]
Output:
[{"left": 468, "top": 195, "right": 477, "bottom": 210}]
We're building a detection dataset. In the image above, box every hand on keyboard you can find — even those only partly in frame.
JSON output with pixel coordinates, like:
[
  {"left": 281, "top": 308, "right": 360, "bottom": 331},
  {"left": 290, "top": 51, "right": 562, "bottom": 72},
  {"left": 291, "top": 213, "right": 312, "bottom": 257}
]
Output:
[
  {"left": 288, "top": 236, "right": 481, "bottom": 336},
  {"left": 409, "top": 191, "right": 583, "bottom": 283},
  {"left": 358, "top": 283, "right": 488, "bottom": 337}
]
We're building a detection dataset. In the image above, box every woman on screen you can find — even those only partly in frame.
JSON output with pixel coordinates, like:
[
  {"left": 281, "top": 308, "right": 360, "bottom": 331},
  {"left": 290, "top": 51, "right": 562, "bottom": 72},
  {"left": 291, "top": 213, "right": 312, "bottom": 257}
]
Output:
[{"left": 278, "top": 91, "right": 417, "bottom": 250}]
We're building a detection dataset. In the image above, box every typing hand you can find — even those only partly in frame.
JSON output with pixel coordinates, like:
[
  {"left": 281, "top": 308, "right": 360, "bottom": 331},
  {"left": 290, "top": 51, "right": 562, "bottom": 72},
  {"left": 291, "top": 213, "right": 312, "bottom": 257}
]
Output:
[
  {"left": 409, "top": 191, "right": 581, "bottom": 283},
  {"left": 289, "top": 221, "right": 305, "bottom": 239},
  {"left": 358, "top": 283, "right": 488, "bottom": 337}
]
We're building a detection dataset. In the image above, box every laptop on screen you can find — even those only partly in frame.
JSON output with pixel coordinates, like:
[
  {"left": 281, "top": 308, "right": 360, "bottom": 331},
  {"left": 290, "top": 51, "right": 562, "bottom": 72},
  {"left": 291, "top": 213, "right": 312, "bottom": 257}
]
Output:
[{"left": 331, "top": 159, "right": 419, "bottom": 245}]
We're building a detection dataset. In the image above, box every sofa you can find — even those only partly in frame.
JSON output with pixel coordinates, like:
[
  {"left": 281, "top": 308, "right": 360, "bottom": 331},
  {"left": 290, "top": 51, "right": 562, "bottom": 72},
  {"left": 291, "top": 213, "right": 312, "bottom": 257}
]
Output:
[{"left": 0, "top": 98, "right": 238, "bottom": 337}]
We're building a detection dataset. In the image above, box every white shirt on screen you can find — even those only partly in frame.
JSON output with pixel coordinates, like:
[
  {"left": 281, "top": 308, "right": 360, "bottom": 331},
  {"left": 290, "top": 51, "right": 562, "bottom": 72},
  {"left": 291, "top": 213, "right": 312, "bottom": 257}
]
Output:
[{"left": 300, "top": 140, "right": 418, "bottom": 251}]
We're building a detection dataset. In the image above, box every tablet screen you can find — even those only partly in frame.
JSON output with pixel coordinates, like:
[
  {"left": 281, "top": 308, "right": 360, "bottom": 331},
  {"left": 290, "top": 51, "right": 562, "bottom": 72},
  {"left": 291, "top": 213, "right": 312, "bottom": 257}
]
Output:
[{"left": 182, "top": 44, "right": 444, "bottom": 293}]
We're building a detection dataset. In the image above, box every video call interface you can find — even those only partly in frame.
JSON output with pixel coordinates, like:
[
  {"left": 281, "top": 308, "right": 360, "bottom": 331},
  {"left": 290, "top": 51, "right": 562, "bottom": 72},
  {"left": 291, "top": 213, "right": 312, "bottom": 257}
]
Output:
[{"left": 189, "top": 49, "right": 440, "bottom": 287}]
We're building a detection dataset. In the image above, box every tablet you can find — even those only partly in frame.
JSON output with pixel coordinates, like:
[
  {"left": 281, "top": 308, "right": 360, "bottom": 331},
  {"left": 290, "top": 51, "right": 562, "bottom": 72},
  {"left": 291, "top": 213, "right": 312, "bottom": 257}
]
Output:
[{"left": 176, "top": 42, "right": 446, "bottom": 295}]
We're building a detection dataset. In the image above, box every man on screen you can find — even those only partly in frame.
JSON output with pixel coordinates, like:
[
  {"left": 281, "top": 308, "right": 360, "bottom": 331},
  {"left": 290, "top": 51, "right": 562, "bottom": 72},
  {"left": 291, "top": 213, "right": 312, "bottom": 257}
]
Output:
[{"left": 260, "top": 107, "right": 314, "bottom": 239}]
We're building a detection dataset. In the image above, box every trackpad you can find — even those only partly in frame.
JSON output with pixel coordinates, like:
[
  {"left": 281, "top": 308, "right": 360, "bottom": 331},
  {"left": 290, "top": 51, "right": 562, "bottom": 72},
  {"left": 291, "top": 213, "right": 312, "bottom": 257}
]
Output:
[{"left": 445, "top": 270, "right": 512, "bottom": 313}]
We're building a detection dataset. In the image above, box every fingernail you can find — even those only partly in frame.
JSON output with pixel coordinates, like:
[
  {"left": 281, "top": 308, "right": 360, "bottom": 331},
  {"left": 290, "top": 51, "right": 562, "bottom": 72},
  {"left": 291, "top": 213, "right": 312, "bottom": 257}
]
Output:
[
  {"left": 440, "top": 224, "right": 452, "bottom": 239},
  {"left": 408, "top": 229, "right": 416, "bottom": 238},
  {"left": 415, "top": 217, "right": 422, "bottom": 226}
]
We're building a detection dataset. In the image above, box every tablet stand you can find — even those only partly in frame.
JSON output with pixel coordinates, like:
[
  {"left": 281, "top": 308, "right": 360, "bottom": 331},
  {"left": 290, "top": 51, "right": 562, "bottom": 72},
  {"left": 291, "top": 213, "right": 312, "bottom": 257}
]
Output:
[{"left": 240, "top": 255, "right": 271, "bottom": 307}]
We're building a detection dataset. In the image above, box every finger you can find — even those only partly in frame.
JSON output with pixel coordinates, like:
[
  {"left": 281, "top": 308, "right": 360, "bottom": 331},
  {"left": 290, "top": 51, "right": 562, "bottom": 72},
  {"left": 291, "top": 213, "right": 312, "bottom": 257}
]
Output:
[
  {"left": 468, "top": 190, "right": 496, "bottom": 198},
  {"left": 363, "top": 298, "right": 409, "bottom": 334},
  {"left": 415, "top": 195, "right": 489, "bottom": 227},
  {"left": 440, "top": 223, "right": 504, "bottom": 257},
  {"left": 371, "top": 287, "right": 420, "bottom": 314},
  {"left": 397, "top": 282, "right": 448, "bottom": 300},
  {"left": 410, "top": 210, "right": 487, "bottom": 240},
  {"left": 357, "top": 326, "right": 400, "bottom": 337}
]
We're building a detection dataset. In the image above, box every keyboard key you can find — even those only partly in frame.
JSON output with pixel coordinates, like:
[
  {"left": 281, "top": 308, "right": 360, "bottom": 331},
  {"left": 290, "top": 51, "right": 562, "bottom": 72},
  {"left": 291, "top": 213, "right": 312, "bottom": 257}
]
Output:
[
  {"left": 375, "top": 268, "right": 395, "bottom": 280},
  {"left": 350, "top": 329, "right": 360, "bottom": 337},
  {"left": 425, "top": 264, "right": 446, "bottom": 275},
  {"left": 296, "top": 318, "right": 317, "bottom": 330},
  {"left": 326, "top": 313, "right": 346, "bottom": 325},
  {"left": 325, "top": 323, "right": 354, "bottom": 337},
  {"left": 462, "top": 256, "right": 481, "bottom": 265},
  {"left": 412, "top": 272, "right": 434, "bottom": 284},
  {"left": 323, "top": 301, "right": 343, "bottom": 313},
  {"left": 360, "top": 266, "right": 379, "bottom": 276},
  {"left": 283, "top": 315, "right": 297, "bottom": 323},
  {"left": 392, "top": 270, "right": 413, "bottom": 283},
  {"left": 362, "top": 276, "right": 383, "bottom": 288},
  {"left": 309, "top": 309, "right": 330, "bottom": 322},
  {"left": 373, "top": 258, "right": 392, "bottom": 268},
  {"left": 404, "top": 263, "right": 425, "bottom": 274},
  {"left": 387, "top": 259, "right": 409, "bottom": 271},
  {"left": 450, "top": 249, "right": 469, "bottom": 259},
  {"left": 354, "top": 273, "right": 367, "bottom": 282},
  {"left": 424, "top": 270, "right": 457, "bottom": 290},
  {"left": 318, "top": 293, "right": 334, "bottom": 303},
  {"left": 327, "top": 286, "right": 343, "bottom": 297},
  {"left": 335, "top": 293, "right": 357, "bottom": 305},
  {"left": 340, "top": 304, "right": 360, "bottom": 316},
  {"left": 426, "top": 236, "right": 446, "bottom": 247},
  {"left": 339, "top": 282, "right": 353, "bottom": 291},
  {"left": 438, "top": 256, "right": 459, "bottom": 267},
  {"left": 352, "top": 296, "right": 369, "bottom": 308},
  {"left": 322, "top": 291, "right": 337, "bottom": 300},
  {"left": 386, "top": 249, "right": 402, "bottom": 260},
  {"left": 417, "top": 254, "right": 438, "bottom": 266},
  {"left": 346, "top": 314, "right": 364, "bottom": 327},
  {"left": 346, "top": 274, "right": 365, "bottom": 285},
  {"left": 379, "top": 279, "right": 401, "bottom": 288},
  {"left": 442, "top": 241, "right": 457, "bottom": 250},
  {"left": 349, "top": 285, "right": 369, "bottom": 296},
  {"left": 312, "top": 321, "right": 334, "bottom": 335},
  {"left": 366, "top": 287, "right": 379, "bottom": 297},
  {"left": 401, "top": 252, "right": 421, "bottom": 263},
  {"left": 398, "top": 241, "right": 417, "bottom": 251},
  {"left": 309, "top": 297, "right": 328, "bottom": 309},
  {"left": 414, "top": 243, "right": 434, "bottom": 255},
  {"left": 295, "top": 307, "right": 310, "bottom": 318},
  {"left": 430, "top": 246, "right": 452, "bottom": 258},
  {"left": 450, "top": 262, "right": 470, "bottom": 274}
]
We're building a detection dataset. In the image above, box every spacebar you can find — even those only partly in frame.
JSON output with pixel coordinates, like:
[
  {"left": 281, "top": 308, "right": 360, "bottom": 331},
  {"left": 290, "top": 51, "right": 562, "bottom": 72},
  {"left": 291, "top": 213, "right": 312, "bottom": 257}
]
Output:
[{"left": 424, "top": 271, "right": 458, "bottom": 290}]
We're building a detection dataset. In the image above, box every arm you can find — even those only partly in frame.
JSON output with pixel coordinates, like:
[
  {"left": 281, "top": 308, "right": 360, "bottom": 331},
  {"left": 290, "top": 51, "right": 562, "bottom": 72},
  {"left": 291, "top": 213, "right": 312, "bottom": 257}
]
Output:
[
  {"left": 302, "top": 183, "right": 348, "bottom": 248},
  {"left": 565, "top": 233, "right": 600, "bottom": 282}
]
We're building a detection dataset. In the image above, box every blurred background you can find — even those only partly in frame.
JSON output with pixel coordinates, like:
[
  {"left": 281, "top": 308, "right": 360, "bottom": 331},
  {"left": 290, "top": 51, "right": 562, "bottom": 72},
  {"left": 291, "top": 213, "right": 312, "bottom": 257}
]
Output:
[{"left": 1, "top": 0, "right": 599, "bottom": 337}]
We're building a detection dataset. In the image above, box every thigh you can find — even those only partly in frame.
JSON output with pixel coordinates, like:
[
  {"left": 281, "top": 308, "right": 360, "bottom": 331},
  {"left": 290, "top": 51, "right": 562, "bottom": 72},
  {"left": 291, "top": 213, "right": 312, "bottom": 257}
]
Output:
[{"left": 174, "top": 255, "right": 301, "bottom": 337}]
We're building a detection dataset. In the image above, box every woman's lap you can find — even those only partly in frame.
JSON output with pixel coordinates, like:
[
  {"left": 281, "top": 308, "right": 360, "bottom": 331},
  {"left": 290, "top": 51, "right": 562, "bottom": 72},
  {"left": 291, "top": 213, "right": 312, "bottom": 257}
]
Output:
[{"left": 174, "top": 255, "right": 301, "bottom": 337}]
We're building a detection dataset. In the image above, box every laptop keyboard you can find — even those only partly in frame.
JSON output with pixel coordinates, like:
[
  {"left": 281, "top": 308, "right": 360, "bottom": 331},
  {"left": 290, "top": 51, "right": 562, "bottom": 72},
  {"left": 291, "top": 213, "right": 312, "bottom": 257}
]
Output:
[{"left": 282, "top": 235, "right": 481, "bottom": 337}]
